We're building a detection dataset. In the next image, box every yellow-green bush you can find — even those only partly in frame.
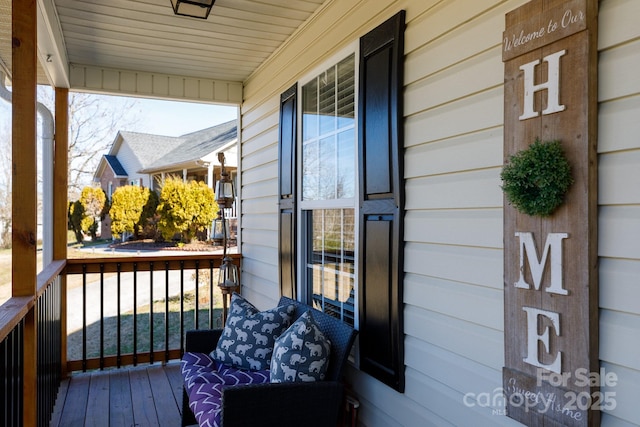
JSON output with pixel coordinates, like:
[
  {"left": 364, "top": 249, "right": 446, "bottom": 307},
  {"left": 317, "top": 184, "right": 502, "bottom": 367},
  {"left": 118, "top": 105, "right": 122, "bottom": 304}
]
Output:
[
  {"left": 156, "top": 177, "right": 218, "bottom": 243},
  {"left": 110, "top": 185, "right": 158, "bottom": 239},
  {"left": 79, "top": 186, "right": 107, "bottom": 240}
]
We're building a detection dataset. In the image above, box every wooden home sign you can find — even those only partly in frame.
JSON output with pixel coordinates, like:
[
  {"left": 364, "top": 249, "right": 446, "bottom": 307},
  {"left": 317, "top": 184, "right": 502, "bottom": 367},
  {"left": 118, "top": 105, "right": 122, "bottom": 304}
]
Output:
[{"left": 502, "top": 1, "right": 600, "bottom": 426}]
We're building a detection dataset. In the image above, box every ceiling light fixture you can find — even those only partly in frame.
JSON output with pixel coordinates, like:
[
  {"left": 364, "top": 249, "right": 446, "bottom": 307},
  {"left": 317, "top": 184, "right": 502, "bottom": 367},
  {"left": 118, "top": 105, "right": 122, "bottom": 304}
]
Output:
[{"left": 170, "top": 0, "right": 215, "bottom": 19}]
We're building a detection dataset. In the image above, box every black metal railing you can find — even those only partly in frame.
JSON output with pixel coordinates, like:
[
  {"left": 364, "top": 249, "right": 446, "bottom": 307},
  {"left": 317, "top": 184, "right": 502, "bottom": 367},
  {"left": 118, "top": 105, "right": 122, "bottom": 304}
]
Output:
[
  {"left": 0, "top": 253, "right": 238, "bottom": 424},
  {"left": 64, "top": 253, "right": 239, "bottom": 372},
  {"left": 0, "top": 259, "right": 66, "bottom": 427},
  {"left": 37, "top": 272, "right": 62, "bottom": 427},
  {"left": 0, "top": 315, "right": 24, "bottom": 427}
]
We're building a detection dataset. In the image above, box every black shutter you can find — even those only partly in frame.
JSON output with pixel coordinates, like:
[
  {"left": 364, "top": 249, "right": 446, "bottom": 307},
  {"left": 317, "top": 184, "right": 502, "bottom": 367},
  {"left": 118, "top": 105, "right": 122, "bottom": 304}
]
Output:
[
  {"left": 278, "top": 83, "right": 297, "bottom": 299},
  {"left": 358, "top": 11, "right": 405, "bottom": 392}
]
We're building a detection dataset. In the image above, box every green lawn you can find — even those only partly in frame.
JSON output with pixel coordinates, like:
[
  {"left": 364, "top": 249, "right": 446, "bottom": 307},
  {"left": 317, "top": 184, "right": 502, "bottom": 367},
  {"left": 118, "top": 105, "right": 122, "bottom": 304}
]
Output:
[{"left": 67, "top": 289, "right": 224, "bottom": 360}]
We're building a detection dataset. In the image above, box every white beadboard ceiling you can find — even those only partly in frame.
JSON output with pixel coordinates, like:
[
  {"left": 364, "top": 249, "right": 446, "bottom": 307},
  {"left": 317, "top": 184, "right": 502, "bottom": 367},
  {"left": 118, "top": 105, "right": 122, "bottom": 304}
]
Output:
[{"left": 0, "top": 0, "right": 326, "bottom": 98}]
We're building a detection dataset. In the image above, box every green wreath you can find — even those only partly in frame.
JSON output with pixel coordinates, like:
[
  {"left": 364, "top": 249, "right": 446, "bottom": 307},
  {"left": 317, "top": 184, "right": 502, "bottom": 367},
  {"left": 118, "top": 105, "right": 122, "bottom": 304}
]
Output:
[{"left": 500, "top": 138, "right": 573, "bottom": 217}]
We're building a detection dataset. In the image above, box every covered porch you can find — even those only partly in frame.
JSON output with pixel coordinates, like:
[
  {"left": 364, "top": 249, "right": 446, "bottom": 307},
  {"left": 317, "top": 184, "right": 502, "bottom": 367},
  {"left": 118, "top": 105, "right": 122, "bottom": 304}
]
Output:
[
  {"left": 4, "top": 1, "right": 640, "bottom": 426},
  {"left": 0, "top": 0, "right": 312, "bottom": 425}
]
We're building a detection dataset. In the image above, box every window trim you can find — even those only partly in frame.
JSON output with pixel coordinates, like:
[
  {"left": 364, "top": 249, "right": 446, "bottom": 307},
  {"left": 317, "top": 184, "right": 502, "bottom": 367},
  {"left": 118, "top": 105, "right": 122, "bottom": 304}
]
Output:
[
  {"left": 295, "top": 42, "right": 360, "bottom": 330},
  {"left": 277, "top": 11, "right": 405, "bottom": 392}
]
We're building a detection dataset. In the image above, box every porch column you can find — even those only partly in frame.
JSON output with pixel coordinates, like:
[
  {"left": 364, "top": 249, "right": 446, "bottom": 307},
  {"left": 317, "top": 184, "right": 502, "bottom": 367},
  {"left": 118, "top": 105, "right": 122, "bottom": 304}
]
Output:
[
  {"left": 12, "top": 0, "right": 38, "bottom": 425},
  {"left": 53, "top": 88, "right": 68, "bottom": 261},
  {"left": 54, "top": 87, "right": 69, "bottom": 375},
  {"left": 207, "top": 162, "right": 214, "bottom": 189}
]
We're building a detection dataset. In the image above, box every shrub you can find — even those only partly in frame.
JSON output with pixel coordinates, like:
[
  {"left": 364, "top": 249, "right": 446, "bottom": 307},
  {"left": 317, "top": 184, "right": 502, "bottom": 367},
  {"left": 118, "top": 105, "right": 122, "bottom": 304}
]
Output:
[
  {"left": 68, "top": 200, "right": 85, "bottom": 243},
  {"left": 156, "top": 177, "right": 218, "bottom": 243},
  {"left": 109, "top": 185, "right": 158, "bottom": 239},
  {"left": 79, "top": 186, "right": 107, "bottom": 240}
]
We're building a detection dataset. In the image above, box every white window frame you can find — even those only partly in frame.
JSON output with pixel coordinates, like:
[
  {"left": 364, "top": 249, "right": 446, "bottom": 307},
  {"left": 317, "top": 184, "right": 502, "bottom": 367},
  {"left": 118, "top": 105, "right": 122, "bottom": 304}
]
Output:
[{"left": 295, "top": 42, "right": 360, "bottom": 329}]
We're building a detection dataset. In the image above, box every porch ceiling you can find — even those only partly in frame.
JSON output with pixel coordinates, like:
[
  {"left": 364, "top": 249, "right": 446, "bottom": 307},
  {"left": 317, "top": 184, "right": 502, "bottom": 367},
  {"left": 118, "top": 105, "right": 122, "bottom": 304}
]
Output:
[{"left": 0, "top": 0, "right": 326, "bottom": 100}]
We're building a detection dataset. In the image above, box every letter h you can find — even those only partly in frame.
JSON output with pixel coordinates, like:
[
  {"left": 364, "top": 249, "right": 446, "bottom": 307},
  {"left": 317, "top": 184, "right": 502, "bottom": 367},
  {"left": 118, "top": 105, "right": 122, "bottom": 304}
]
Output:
[{"left": 519, "top": 50, "right": 566, "bottom": 120}]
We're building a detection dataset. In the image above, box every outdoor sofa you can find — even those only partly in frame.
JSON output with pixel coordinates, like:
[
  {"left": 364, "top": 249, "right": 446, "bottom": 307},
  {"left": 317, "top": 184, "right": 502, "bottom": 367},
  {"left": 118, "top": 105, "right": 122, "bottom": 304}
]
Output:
[{"left": 181, "top": 294, "right": 358, "bottom": 427}]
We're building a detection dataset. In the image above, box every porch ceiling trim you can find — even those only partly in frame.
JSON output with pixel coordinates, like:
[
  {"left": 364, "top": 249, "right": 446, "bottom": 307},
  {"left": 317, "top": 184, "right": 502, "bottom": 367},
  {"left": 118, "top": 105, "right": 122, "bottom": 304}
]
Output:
[
  {"left": 37, "top": 0, "right": 70, "bottom": 88},
  {"left": 139, "top": 160, "right": 204, "bottom": 175},
  {"left": 69, "top": 64, "right": 243, "bottom": 105},
  {"left": 5, "top": 0, "right": 327, "bottom": 97}
]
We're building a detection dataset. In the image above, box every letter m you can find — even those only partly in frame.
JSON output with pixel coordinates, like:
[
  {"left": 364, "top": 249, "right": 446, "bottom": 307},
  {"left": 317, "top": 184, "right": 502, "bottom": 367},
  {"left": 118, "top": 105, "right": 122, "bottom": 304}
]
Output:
[{"left": 514, "top": 232, "right": 569, "bottom": 295}]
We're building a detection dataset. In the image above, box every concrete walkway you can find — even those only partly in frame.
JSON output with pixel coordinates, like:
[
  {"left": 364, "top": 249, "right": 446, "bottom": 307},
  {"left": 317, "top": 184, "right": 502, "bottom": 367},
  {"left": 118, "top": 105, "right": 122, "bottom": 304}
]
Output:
[{"left": 66, "top": 244, "right": 229, "bottom": 334}]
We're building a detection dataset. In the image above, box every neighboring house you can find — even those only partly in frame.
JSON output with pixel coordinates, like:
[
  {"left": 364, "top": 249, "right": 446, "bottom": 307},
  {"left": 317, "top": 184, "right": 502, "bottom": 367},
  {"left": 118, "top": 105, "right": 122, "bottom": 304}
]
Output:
[{"left": 94, "top": 120, "right": 237, "bottom": 239}]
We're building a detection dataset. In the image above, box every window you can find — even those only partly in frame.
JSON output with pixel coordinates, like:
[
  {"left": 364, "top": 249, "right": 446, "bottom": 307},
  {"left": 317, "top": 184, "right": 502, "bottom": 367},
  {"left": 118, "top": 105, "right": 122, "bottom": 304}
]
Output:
[
  {"left": 278, "top": 11, "right": 406, "bottom": 392},
  {"left": 300, "top": 54, "right": 357, "bottom": 326}
]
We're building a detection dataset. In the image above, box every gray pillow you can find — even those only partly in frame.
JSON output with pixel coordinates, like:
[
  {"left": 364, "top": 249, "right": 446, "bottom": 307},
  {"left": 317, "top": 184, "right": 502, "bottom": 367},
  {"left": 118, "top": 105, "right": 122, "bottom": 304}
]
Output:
[
  {"left": 211, "top": 293, "right": 295, "bottom": 371},
  {"left": 270, "top": 310, "right": 331, "bottom": 383}
]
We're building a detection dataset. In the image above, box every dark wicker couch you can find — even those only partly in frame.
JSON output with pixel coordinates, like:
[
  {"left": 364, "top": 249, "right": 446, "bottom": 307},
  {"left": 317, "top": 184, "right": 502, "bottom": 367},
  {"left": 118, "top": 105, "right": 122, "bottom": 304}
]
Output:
[{"left": 182, "top": 296, "right": 358, "bottom": 427}]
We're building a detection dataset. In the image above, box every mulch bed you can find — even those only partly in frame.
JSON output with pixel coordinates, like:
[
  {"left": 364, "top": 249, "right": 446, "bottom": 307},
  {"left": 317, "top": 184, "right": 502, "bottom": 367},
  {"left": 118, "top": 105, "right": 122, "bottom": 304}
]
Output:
[{"left": 108, "top": 239, "right": 231, "bottom": 252}]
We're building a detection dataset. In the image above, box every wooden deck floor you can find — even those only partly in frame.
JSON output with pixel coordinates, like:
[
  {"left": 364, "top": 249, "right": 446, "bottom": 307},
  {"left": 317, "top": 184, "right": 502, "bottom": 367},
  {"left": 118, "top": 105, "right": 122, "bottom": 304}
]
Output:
[{"left": 50, "top": 362, "right": 186, "bottom": 427}]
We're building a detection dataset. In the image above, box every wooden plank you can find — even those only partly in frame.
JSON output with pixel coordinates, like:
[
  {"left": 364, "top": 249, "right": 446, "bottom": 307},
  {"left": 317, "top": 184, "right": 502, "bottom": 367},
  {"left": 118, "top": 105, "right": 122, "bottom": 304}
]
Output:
[
  {"left": 59, "top": 374, "right": 91, "bottom": 426},
  {"left": 53, "top": 88, "right": 68, "bottom": 261},
  {"left": 163, "top": 363, "right": 186, "bottom": 412},
  {"left": 66, "top": 349, "right": 183, "bottom": 372},
  {"left": 11, "top": 13, "right": 38, "bottom": 422},
  {"left": 502, "top": 0, "right": 587, "bottom": 61},
  {"left": 64, "top": 253, "right": 239, "bottom": 275},
  {"left": 109, "top": 369, "right": 134, "bottom": 427},
  {"left": 85, "top": 372, "right": 110, "bottom": 427},
  {"left": 0, "top": 296, "right": 31, "bottom": 341},
  {"left": 49, "top": 376, "right": 70, "bottom": 427},
  {"left": 129, "top": 367, "right": 160, "bottom": 426},
  {"left": 11, "top": 0, "right": 38, "bottom": 298},
  {"left": 35, "top": 260, "right": 65, "bottom": 297},
  {"left": 502, "top": 1, "right": 599, "bottom": 425},
  {"left": 146, "top": 365, "right": 182, "bottom": 427}
]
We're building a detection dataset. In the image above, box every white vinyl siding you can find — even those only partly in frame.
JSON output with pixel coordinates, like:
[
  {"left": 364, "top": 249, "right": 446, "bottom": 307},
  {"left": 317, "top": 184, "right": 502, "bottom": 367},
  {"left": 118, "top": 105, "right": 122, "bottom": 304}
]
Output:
[
  {"left": 239, "top": 0, "right": 640, "bottom": 426},
  {"left": 598, "top": 0, "right": 640, "bottom": 425},
  {"left": 390, "top": 1, "right": 517, "bottom": 425},
  {"left": 112, "top": 140, "right": 148, "bottom": 188}
]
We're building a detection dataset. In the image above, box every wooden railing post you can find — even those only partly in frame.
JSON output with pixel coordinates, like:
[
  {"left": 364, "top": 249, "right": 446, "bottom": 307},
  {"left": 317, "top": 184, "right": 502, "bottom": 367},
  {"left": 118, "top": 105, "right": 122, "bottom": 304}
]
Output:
[
  {"left": 53, "top": 88, "right": 68, "bottom": 261},
  {"left": 12, "top": 0, "right": 38, "bottom": 425},
  {"left": 54, "top": 87, "right": 69, "bottom": 377}
]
